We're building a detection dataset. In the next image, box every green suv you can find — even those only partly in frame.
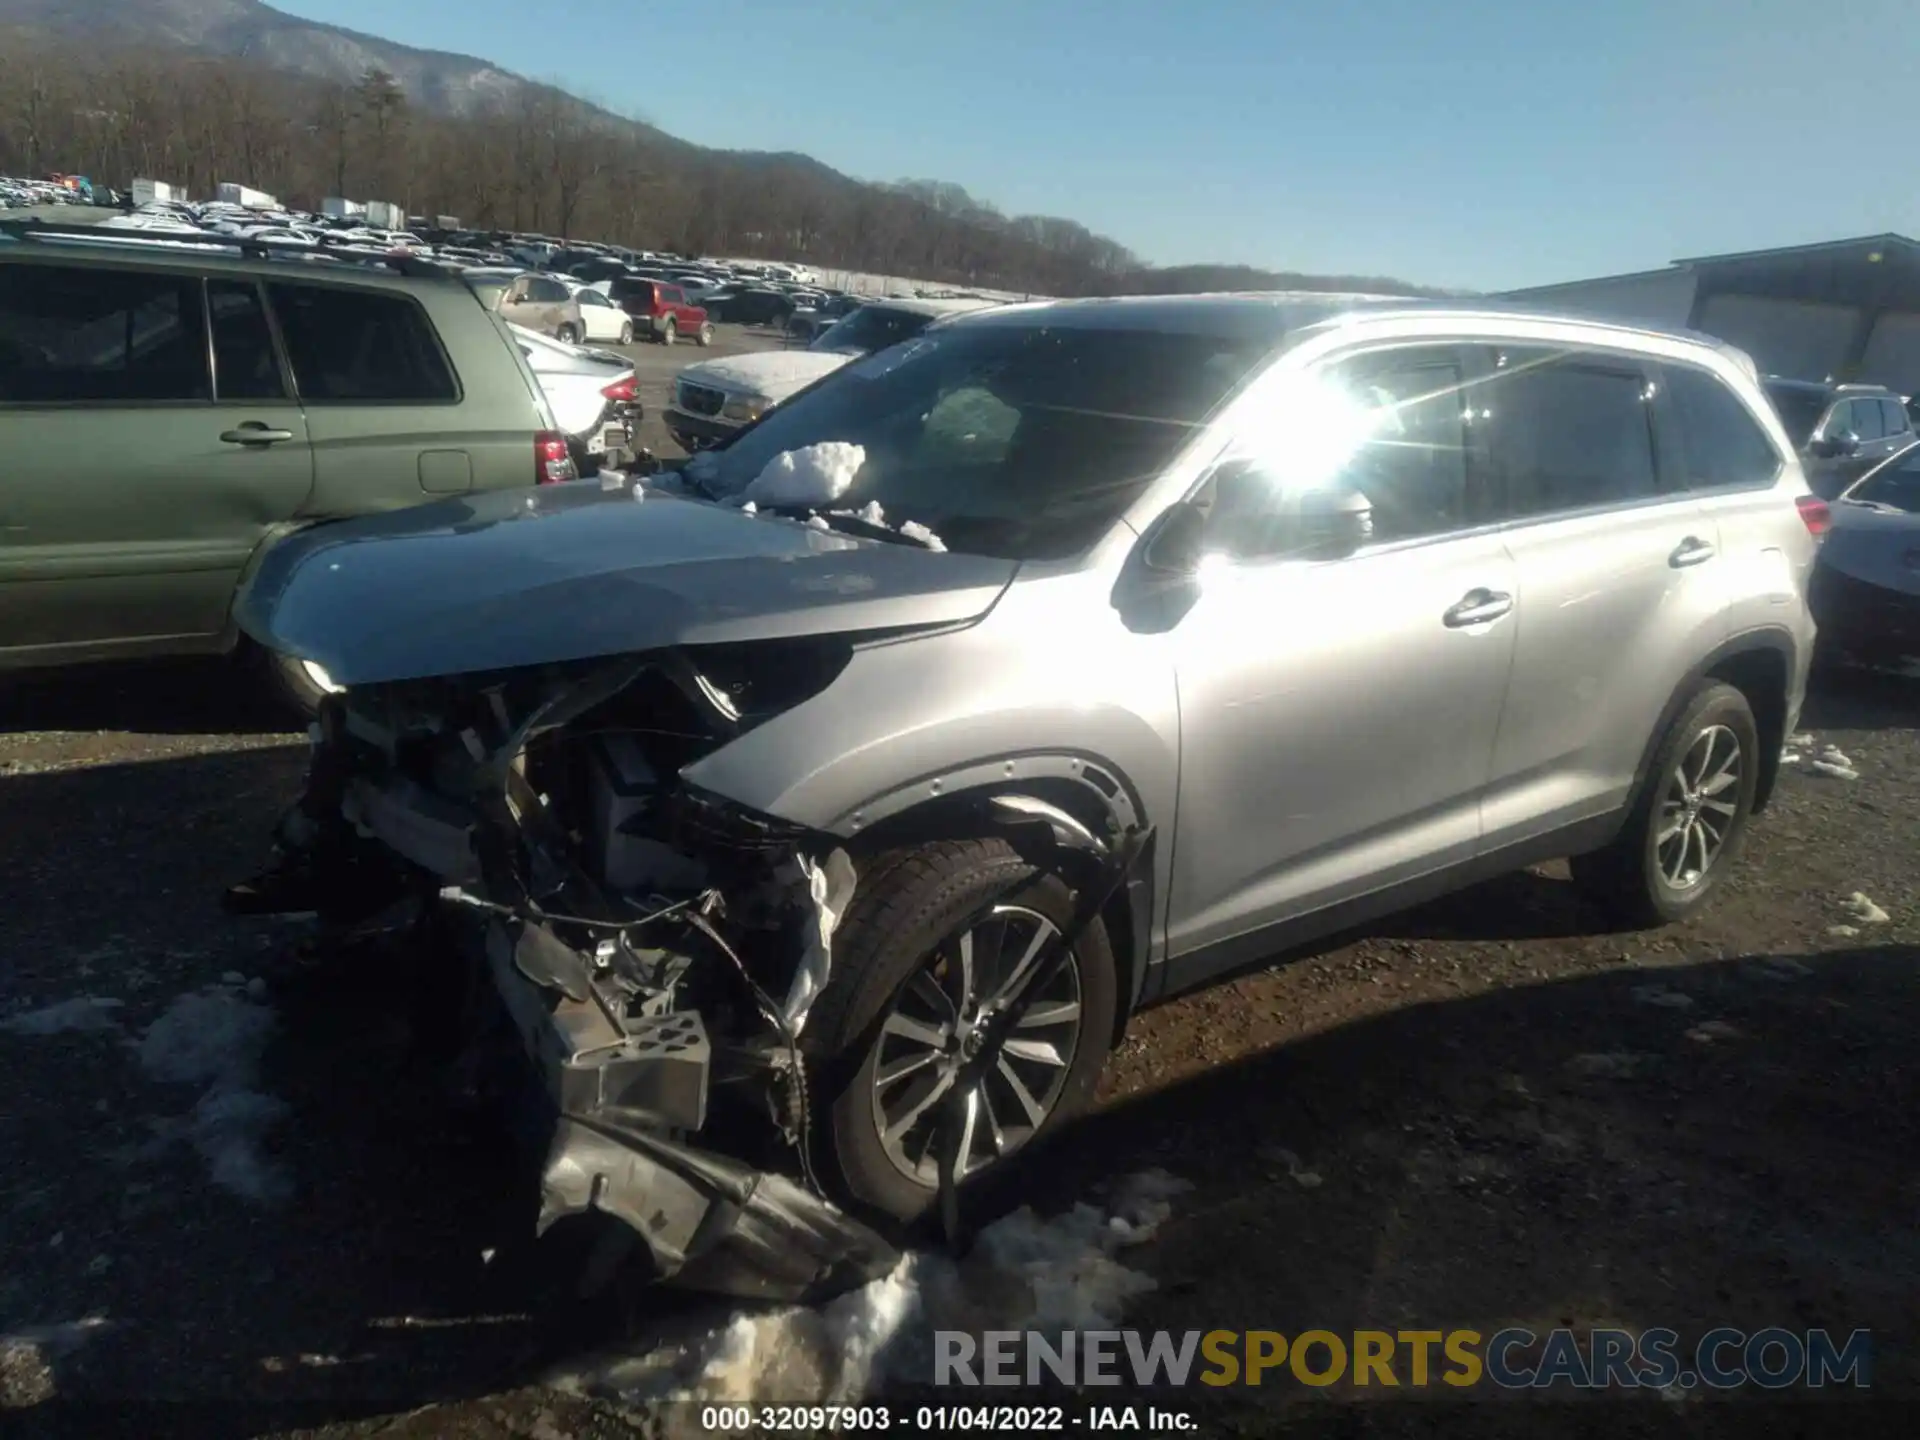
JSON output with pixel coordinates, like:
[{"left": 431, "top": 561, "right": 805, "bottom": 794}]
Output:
[{"left": 0, "top": 223, "right": 573, "bottom": 713}]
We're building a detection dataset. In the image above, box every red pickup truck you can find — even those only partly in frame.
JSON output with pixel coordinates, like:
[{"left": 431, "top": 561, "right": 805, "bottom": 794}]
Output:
[{"left": 606, "top": 277, "right": 713, "bottom": 347}]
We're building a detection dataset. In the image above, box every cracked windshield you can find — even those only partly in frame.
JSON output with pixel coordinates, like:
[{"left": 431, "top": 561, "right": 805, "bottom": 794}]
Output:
[{"left": 0, "top": 0, "right": 1915, "bottom": 1434}]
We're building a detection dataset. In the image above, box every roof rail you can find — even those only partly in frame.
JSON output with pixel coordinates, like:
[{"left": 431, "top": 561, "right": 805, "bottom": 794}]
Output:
[{"left": 0, "top": 216, "right": 458, "bottom": 280}]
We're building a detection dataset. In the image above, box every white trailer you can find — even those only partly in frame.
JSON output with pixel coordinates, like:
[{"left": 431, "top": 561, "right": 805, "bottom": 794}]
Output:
[
  {"left": 130, "top": 178, "right": 179, "bottom": 207},
  {"left": 322, "top": 196, "right": 367, "bottom": 219},
  {"left": 215, "top": 182, "right": 279, "bottom": 209}
]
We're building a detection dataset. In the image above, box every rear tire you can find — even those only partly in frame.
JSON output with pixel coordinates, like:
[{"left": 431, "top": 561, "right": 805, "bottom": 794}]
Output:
[
  {"left": 1570, "top": 681, "right": 1759, "bottom": 928},
  {"left": 556, "top": 323, "right": 580, "bottom": 345},
  {"left": 660, "top": 318, "right": 677, "bottom": 346},
  {"left": 618, "top": 321, "right": 634, "bottom": 345},
  {"left": 697, "top": 322, "right": 714, "bottom": 347},
  {"left": 800, "top": 839, "right": 1118, "bottom": 1223}
]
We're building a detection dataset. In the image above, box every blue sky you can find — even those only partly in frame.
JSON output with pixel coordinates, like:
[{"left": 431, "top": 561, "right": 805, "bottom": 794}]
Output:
[{"left": 276, "top": 0, "right": 1920, "bottom": 291}]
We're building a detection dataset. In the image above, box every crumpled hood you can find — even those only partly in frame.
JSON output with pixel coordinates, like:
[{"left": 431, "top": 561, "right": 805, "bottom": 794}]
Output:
[
  {"left": 676, "top": 349, "right": 854, "bottom": 401},
  {"left": 236, "top": 483, "right": 1017, "bottom": 686}
]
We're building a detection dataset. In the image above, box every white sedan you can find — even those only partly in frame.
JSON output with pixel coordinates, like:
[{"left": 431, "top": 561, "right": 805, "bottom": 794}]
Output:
[{"left": 565, "top": 283, "right": 637, "bottom": 345}]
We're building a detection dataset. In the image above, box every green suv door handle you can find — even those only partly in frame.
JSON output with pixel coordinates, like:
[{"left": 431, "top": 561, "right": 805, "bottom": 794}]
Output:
[{"left": 220, "top": 424, "right": 296, "bottom": 446}]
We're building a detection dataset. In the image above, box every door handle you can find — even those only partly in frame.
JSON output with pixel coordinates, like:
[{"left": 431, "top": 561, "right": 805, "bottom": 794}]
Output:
[
  {"left": 1443, "top": 588, "right": 1514, "bottom": 628},
  {"left": 1669, "top": 536, "right": 1716, "bottom": 568},
  {"left": 220, "top": 423, "right": 295, "bottom": 446}
]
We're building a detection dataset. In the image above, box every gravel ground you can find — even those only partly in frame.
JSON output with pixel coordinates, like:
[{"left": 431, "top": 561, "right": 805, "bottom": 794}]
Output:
[{"left": 1, "top": 644, "right": 1916, "bottom": 1437}]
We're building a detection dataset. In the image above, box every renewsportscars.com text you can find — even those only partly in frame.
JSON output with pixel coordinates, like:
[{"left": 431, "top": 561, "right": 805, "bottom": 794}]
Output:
[{"left": 934, "top": 1327, "right": 1872, "bottom": 1391}]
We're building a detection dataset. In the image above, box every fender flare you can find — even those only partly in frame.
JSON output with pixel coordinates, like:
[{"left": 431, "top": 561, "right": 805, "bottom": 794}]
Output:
[
  {"left": 1625, "top": 625, "right": 1801, "bottom": 819},
  {"left": 827, "top": 751, "right": 1157, "bottom": 1024}
]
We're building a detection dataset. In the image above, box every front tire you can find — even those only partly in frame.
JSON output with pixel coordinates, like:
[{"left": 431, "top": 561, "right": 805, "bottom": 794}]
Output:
[
  {"left": 1570, "top": 680, "right": 1759, "bottom": 928},
  {"left": 801, "top": 839, "right": 1118, "bottom": 1223}
]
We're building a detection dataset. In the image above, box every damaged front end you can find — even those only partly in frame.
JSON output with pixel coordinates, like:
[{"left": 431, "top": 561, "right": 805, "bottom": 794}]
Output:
[{"left": 227, "top": 643, "right": 893, "bottom": 1302}]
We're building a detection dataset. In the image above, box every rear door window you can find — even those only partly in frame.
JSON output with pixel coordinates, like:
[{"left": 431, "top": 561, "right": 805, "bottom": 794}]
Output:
[
  {"left": 266, "top": 283, "right": 458, "bottom": 403},
  {"left": 207, "top": 279, "right": 287, "bottom": 401},
  {"left": 1660, "top": 364, "right": 1782, "bottom": 490},
  {"left": 1483, "top": 348, "right": 1658, "bottom": 519},
  {"left": 0, "top": 263, "right": 210, "bottom": 403},
  {"left": 1879, "top": 397, "right": 1910, "bottom": 436}
]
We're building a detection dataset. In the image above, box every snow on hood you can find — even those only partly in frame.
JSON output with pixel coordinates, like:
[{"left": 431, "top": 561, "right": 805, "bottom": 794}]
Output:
[
  {"left": 550, "top": 1170, "right": 1190, "bottom": 1417},
  {"left": 742, "top": 442, "right": 866, "bottom": 507},
  {"left": 678, "top": 349, "right": 856, "bottom": 400}
]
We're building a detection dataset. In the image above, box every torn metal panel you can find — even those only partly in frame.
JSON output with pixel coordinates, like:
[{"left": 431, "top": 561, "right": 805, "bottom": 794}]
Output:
[
  {"left": 781, "top": 848, "right": 856, "bottom": 1037},
  {"left": 539, "top": 1115, "right": 899, "bottom": 1303}
]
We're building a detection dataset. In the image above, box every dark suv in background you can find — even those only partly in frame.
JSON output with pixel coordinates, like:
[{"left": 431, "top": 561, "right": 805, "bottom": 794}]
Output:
[{"left": 1761, "top": 377, "right": 1914, "bottom": 499}]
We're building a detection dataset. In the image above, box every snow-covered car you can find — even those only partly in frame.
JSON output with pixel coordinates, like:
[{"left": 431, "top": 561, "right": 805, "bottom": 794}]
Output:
[
  {"left": 508, "top": 323, "right": 638, "bottom": 476},
  {"left": 663, "top": 296, "right": 997, "bottom": 452},
  {"left": 563, "top": 281, "right": 637, "bottom": 345}
]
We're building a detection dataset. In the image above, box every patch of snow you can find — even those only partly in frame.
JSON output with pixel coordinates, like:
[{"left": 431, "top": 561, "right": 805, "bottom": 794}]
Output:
[
  {"left": 1630, "top": 985, "right": 1695, "bottom": 1010},
  {"left": 0, "top": 996, "right": 123, "bottom": 1035},
  {"left": 741, "top": 442, "right": 865, "bottom": 507},
  {"left": 135, "top": 982, "right": 290, "bottom": 1205},
  {"left": 1828, "top": 924, "right": 1861, "bottom": 939},
  {"left": 0, "top": 1318, "right": 108, "bottom": 1408},
  {"left": 1567, "top": 1051, "right": 1649, "bottom": 1078},
  {"left": 1789, "top": 731, "right": 1817, "bottom": 747},
  {"left": 1686, "top": 1020, "right": 1742, "bottom": 1044},
  {"left": 804, "top": 514, "right": 832, "bottom": 532},
  {"left": 551, "top": 1169, "right": 1190, "bottom": 1410},
  {"left": 898, "top": 520, "right": 947, "bottom": 552},
  {"left": 1840, "top": 892, "right": 1889, "bottom": 925},
  {"left": 1808, "top": 744, "right": 1859, "bottom": 781},
  {"left": 738, "top": 500, "right": 757, "bottom": 515}
]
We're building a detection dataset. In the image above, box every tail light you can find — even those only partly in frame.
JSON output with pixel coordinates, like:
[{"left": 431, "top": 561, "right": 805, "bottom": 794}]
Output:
[
  {"left": 1795, "top": 495, "right": 1831, "bottom": 537},
  {"left": 535, "top": 430, "right": 576, "bottom": 485},
  {"left": 601, "top": 377, "right": 636, "bottom": 403}
]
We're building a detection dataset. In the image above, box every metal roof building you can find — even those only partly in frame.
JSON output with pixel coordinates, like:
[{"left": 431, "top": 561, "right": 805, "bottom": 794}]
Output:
[{"left": 1503, "top": 234, "right": 1920, "bottom": 392}]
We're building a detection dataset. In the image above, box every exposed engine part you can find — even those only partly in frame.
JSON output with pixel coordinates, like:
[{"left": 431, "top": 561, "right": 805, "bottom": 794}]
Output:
[{"left": 226, "top": 650, "right": 1068, "bottom": 1301}]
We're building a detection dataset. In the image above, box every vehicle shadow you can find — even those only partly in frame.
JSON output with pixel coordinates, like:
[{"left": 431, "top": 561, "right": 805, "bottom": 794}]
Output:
[{"left": 0, "top": 657, "right": 297, "bottom": 737}]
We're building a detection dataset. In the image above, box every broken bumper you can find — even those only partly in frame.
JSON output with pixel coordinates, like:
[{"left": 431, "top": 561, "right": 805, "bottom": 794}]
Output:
[{"left": 481, "top": 914, "right": 898, "bottom": 1301}]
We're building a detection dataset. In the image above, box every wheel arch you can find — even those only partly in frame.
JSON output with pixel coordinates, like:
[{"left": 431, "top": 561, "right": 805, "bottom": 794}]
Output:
[
  {"left": 835, "top": 757, "right": 1156, "bottom": 1037},
  {"left": 1630, "top": 626, "right": 1798, "bottom": 817}
]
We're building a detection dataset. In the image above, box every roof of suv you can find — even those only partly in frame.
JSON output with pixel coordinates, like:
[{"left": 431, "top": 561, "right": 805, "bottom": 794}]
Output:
[
  {"left": 944, "top": 291, "right": 1766, "bottom": 367},
  {"left": 0, "top": 218, "right": 458, "bottom": 289}
]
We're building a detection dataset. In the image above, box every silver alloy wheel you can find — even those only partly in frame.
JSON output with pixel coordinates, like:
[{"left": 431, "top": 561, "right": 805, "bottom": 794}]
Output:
[
  {"left": 870, "top": 903, "right": 1083, "bottom": 1185},
  {"left": 301, "top": 660, "right": 345, "bottom": 696},
  {"left": 1656, "top": 723, "right": 1741, "bottom": 889}
]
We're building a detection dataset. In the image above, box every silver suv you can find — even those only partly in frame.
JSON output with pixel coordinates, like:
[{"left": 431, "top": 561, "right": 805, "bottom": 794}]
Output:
[{"left": 229, "top": 296, "right": 1821, "bottom": 1298}]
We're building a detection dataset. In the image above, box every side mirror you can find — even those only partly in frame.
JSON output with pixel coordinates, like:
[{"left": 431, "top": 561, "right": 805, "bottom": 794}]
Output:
[
  {"left": 1813, "top": 431, "right": 1860, "bottom": 459},
  {"left": 1141, "top": 499, "right": 1211, "bottom": 575},
  {"left": 1295, "top": 487, "right": 1375, "bottom": 560}
]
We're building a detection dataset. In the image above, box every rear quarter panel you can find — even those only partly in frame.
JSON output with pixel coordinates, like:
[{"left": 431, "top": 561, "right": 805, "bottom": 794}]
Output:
[{"left": 300, "top": 286, "right": 547, "bottom": 512}]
